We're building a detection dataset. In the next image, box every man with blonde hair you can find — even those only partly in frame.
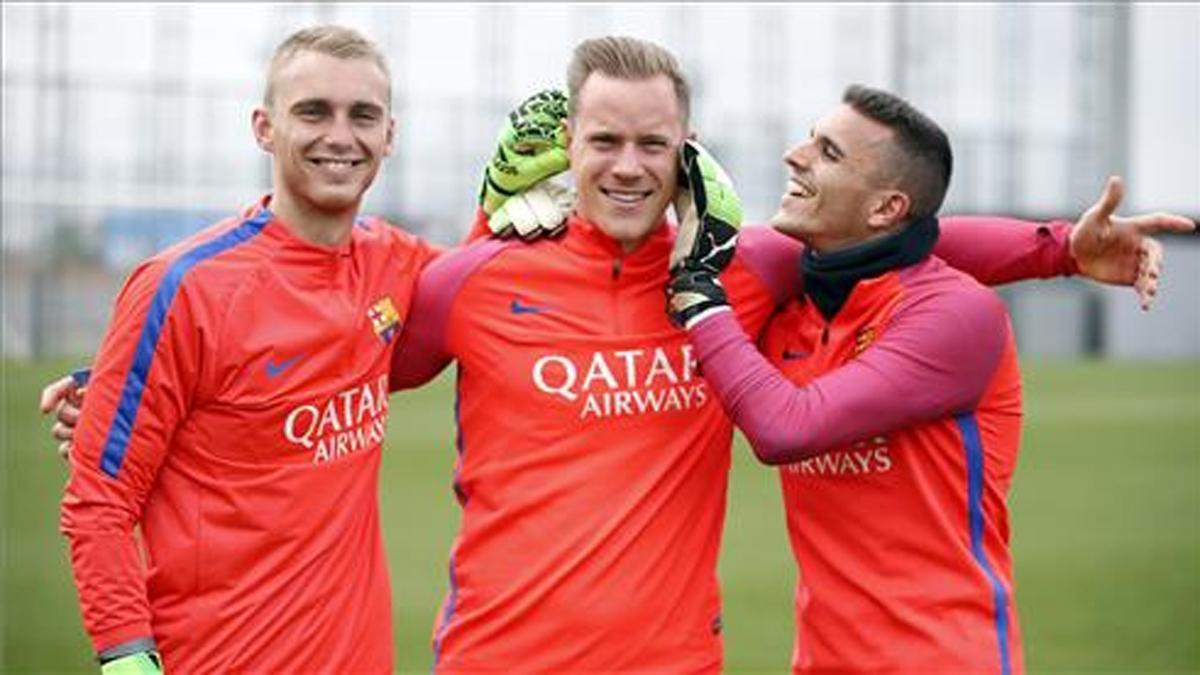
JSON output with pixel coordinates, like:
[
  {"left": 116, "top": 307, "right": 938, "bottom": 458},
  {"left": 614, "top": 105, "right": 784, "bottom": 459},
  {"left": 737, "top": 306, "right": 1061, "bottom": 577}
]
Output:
[{"left": 56, "top": 25, "right": 435, "bottom": 674}]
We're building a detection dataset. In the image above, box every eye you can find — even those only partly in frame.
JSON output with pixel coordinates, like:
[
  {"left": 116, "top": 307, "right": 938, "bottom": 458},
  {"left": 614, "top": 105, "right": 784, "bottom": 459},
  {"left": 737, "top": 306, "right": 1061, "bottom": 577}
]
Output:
[
  {"left": 351, "top": 106, "right": 383, "bottom": 122},
  {"left": 640, "top": 139, "right": 669, "bottom": 153},
  {"left": 822, "top": 144, "right": 839, "bottom": 161},
  {"left": 294, "top": 104, "right": 326, "bottom": 121}
]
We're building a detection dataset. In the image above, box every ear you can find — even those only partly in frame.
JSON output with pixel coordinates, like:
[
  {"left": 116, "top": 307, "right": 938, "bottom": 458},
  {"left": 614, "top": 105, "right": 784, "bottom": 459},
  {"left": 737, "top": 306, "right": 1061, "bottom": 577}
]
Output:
[
  {"left": 383, "top": 116, "right": 396, "bottom": 157},
  {"left": 866, "top": 190, "right": 910, "bottom": 230},
  {"left": 251, "top": 107, "right": 274, "bottom": 153}
]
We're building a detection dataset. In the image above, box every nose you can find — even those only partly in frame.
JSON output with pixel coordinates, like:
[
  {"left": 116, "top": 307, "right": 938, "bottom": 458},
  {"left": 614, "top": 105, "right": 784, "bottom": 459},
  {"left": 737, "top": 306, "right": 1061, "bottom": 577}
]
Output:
[
  {"left": 784, "top": 140, "right": 814, "bottom": 171},
  {"left": 611, "top": 143, "right": 645, "bottom": 180},
  {"left": 323, "top": 113, "right": 355, "bottom": 149}
]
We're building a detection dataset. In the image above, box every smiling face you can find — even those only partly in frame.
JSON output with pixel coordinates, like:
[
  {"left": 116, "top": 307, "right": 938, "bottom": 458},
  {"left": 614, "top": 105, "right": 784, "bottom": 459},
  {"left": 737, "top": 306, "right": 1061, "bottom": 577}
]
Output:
[
  {"left": 567, "top": 72, "right": 686, "bottom": 251},
  {"left": 252, "top": 50, "right": 393, "bottom": 235},
  {"left": 771, "top": 104, "right": 904, "bottom": 252}
]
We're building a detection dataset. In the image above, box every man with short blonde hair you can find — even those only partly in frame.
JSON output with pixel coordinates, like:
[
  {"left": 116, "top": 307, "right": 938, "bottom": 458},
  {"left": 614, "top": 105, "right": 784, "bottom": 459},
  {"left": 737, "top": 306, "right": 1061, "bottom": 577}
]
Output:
[
  {"left": 58, "top": 24, "right": 433, "bottom": 674},
  {"left": 263, "top": 24, "right": 392, "bottom": 107}
]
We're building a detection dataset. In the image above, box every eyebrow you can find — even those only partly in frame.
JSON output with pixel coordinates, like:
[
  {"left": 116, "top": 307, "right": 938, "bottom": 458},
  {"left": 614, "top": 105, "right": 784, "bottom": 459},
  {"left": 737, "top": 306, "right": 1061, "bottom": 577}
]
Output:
[
  {"left": 350, "top": 101, "right": 386, "bottom": 115},
  {"left": 289, "top": 99, "right": 386, "bottom": 114}
]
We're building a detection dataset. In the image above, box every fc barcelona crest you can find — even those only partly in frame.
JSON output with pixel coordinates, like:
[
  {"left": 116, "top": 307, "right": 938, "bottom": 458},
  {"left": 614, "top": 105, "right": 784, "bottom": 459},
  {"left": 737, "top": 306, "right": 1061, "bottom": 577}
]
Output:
[{"left": 367, "top": 297, "right": 401, "bottom": 344}]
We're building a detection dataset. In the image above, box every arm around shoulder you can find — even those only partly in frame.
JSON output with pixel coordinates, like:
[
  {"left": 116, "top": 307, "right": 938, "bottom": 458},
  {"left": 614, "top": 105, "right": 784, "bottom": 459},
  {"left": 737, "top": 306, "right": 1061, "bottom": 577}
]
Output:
[{"left": 690, "top": 275, "right": 1011, "bottom": 465}]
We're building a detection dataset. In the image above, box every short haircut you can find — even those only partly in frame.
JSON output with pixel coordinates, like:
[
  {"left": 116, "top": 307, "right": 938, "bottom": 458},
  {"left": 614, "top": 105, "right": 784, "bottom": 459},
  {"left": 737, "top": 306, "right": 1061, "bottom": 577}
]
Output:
[
  {"left": 842, "top": 84, "right": 953, "bottom": 222},
  {"left": 566, "top": 36, "right": 691, "bottom": 126},
  {"left": 263, "top": 25, "right": 391, "bottom": 108}
]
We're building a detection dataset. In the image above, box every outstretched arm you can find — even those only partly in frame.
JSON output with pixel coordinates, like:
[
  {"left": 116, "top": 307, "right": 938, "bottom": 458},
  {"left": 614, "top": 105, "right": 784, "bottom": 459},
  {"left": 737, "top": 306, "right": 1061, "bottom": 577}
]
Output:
[{"left": 936, "top": 176, "right": 1194, "bottom": 308}]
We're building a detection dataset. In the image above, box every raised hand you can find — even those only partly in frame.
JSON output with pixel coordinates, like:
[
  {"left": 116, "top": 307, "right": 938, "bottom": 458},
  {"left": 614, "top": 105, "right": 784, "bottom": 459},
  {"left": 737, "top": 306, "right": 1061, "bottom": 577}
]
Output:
[{"left": 1069, "top": 176, "right": 1196, "bottom": 310}]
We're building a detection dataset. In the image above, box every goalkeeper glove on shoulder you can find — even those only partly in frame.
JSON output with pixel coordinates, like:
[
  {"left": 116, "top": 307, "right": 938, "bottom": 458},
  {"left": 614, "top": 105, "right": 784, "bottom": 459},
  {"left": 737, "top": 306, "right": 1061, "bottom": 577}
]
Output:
[
  {"left": 667, "top": 140, "right": 743, "bottom": 328},
  {"left": 479, "top": 89, "right": 573, "bottom": 239},
  {"left": 669, "top": 139, "right": 742, "bottom": 273},
  {"left": 488, "top": 178, "right": 574, "bottom": 240}
]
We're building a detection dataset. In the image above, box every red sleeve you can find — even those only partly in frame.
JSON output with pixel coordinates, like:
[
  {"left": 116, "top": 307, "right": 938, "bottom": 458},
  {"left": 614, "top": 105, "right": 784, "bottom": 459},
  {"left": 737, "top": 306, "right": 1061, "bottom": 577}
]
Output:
[
  {"left": 389, "top": 238, "right": 511, "bottom": 391},
  {"left": 60, "top": 257, "right": 200, "bottom": 653},
  {"left": 689, "top": 279, "right": 1009, "bottom": 465},
  {"left": 729, "top": 217, "right": 1077, "bottom": 317},
  {"left": 460, "top": 207, "right": 491, "bottom": 244},
  {"left": 936, "top": 216, "right": 1080, "bottom": 284}
]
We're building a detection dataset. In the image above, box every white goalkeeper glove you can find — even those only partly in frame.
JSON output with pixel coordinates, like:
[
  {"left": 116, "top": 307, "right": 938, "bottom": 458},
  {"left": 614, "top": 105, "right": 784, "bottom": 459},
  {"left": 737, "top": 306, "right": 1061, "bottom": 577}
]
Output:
[{"left": 488, "top": 175, "right": 574, "bottom": 240}]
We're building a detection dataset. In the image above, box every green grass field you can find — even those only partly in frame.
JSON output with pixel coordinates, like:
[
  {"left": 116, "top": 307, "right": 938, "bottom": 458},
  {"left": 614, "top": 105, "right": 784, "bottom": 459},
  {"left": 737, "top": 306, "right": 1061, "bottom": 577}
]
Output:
[{"left": 3, "top": 359, "right": 1198, "bottom": 673}]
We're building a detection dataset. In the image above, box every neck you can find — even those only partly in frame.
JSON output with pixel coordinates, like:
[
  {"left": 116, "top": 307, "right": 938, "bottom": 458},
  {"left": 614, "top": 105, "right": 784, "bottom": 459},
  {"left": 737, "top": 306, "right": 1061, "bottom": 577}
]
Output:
[
  {"left": 269, "top": 191, "right": 357, "bottom": 247},
  {"left": 579, "top": 213, "right": 665, "bottom": 254},
  {"left": 800, "top": 216, "right": 940, "bottom": 320}
]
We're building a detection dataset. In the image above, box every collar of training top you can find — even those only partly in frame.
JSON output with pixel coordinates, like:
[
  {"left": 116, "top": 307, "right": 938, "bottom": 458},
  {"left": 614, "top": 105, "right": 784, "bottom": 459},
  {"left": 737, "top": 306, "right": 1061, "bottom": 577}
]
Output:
[{"left": 800, "top": 215, "right": 940, "bottom": 321}]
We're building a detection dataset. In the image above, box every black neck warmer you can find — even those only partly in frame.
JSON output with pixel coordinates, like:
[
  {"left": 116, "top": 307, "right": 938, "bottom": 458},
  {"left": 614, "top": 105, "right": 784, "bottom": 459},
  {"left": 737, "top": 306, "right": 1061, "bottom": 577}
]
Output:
[{"left": 800, "top": 216, "right": 940, "bottom": 321}]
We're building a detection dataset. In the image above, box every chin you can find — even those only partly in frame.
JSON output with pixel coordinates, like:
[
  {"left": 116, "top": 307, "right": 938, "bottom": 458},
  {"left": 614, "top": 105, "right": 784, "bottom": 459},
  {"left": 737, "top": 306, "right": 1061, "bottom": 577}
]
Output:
[
  {"left": 315, "top": 183, "right": 368, "bottom": 207},
  {"left": 770, "top": 210, "right": 799, "bottom": 232},
  {"left": 599, "top": 215, "right": 661, "bottom": 246}
]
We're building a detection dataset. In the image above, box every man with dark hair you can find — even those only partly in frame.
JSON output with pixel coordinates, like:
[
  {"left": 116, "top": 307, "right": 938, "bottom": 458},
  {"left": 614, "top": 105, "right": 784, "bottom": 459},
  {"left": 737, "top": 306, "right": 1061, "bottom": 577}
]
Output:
[
  {"left": 667, "top": 84, "right": 1166, "bottom": 673},
  {"left": 841, "top": 83, "right": 953, "bottom": 220}
]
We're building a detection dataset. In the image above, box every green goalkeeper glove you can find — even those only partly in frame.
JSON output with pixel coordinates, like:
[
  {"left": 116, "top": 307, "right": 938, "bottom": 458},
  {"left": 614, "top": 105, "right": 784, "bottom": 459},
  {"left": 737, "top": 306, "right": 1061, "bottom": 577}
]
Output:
[
  {"left": 100, "top": 651, "right": 162, "bottom": 675},
  {"left": 667, "top": 140, "right": 742, "bottom": 328},
  {"left": 479, "top": 89, "right": 570, "bottom": 234},
  {"left": 669, "top": 139, "right": 742, "bottom": 273}
]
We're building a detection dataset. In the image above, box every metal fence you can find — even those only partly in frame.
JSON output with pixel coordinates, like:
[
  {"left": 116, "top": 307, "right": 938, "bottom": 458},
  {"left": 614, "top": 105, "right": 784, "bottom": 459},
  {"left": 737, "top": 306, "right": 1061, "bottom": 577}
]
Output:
[{"left": 3, "top": 3, "right": 1197, "bottom": 358}]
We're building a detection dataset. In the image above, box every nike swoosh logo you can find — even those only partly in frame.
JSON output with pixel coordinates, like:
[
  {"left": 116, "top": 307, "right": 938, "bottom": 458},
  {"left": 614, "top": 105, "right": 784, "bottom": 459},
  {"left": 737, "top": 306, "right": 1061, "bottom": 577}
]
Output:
[
  {"left": 511, "top": 299, "right": 547, "bottom": 315},
  {"left": 266, "top": 354, "right": 303, "bottom": 378},
  {"left": 781, "top": 350, "right": 810, "bottom": 361}
]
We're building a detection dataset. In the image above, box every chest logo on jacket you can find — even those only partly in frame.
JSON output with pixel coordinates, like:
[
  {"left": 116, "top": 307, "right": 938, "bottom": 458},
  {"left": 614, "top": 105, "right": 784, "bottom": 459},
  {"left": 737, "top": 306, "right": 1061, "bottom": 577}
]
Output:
[
  {"left": 367, "top": 296, "right": 401, "bottom": 344},
  {"left": 283, "top": 374, "right": 391, "bottom": 464},
  {"left": 785, "top": 435, "right": 894, "bottom": 478},
  {"left": 531, "top": 345, "right": 709, "bottom": 420}
]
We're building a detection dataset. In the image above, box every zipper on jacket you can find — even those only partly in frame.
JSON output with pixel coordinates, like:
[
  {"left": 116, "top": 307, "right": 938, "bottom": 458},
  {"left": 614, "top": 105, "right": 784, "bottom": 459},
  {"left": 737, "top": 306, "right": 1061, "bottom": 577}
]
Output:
[{"left": 609, "top": 257, "right": 624, "bottom": 334}]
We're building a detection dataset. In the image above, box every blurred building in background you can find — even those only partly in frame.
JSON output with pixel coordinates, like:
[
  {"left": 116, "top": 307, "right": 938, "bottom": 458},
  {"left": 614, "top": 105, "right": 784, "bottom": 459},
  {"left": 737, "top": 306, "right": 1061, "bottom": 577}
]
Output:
[{"left": 3, "top": 3, "right": 1197, "bottom": 358}]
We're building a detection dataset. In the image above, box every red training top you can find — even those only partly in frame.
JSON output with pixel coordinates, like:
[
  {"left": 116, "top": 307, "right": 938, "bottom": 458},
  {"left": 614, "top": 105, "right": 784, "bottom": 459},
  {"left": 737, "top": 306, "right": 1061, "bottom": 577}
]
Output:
[
  {"left": 61, "top": 197, "right": 437, "bottom": 673},
  {"left": 689, "top": 251, "right": 1025, "bottom": 674}
]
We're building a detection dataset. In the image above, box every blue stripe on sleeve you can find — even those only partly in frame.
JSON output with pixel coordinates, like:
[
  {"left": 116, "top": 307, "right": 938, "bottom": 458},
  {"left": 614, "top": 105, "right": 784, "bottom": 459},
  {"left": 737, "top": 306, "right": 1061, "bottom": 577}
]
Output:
[
  {"left": 99, "top": 210, "right": 270, "bottom": 477},
  {"left": 431, "top": 552, "right": 460, "bottom": 668},
  {"left": 955, "top": 412, "right": 1012, "bottom": 675}
]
